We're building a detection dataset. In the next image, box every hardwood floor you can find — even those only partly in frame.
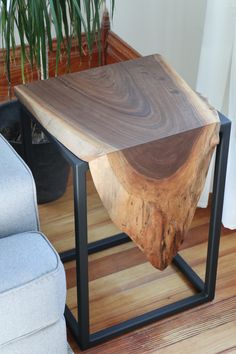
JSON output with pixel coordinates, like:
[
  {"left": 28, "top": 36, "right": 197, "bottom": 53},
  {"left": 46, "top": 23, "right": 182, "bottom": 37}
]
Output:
[{"left": 39, "top": 173, "right": 236, "bottom": 354}]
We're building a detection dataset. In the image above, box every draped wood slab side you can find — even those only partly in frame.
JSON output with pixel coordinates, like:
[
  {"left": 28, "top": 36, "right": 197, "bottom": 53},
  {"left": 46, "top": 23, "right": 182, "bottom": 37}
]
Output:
[
  {"left": 89, "top": 125, "right": 219, "bottom": 269},
  {"left": 15, "top": 54, "right": 220, "bottom": 270}
]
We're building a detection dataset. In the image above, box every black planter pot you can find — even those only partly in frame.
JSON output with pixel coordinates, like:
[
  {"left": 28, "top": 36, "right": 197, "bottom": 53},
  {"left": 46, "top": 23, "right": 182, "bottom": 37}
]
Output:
[{"left": 0, "top": 99, "right": 70, "bottom": 204}]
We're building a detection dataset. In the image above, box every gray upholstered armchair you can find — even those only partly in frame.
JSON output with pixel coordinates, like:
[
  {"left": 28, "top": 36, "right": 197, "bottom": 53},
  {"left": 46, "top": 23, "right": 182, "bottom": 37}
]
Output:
[{"left": 0, "top": 134, "right": 67, "bottom": 354}]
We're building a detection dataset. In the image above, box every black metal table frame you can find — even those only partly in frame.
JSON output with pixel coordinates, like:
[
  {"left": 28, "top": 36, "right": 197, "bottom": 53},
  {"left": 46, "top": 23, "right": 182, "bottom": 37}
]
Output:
[{"left": 20, "top": 105, "right": 231, "bottom": 350}]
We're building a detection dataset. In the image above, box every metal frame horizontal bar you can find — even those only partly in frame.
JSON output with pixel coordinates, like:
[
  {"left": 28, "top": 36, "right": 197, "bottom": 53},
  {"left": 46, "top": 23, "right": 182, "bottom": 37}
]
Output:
[{"left": 60, "top": 232, "right": 131, "bottom": 262}]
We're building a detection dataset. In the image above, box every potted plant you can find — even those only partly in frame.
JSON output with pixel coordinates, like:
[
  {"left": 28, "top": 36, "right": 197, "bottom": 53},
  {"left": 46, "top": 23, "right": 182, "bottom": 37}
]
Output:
[
  {"left": 0, "top": 0, "right": 114, "bottom": 203},
  {"left": 0, "top": 99, "right": 73, "bottom": 203}
]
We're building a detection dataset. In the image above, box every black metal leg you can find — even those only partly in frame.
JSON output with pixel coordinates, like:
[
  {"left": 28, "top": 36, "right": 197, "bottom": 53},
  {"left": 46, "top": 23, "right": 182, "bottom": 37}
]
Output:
[
  {"left": 204, "top": 115, "right": 231, "bottom": 300},
  {"left": 20, "top": 104, "right": 231, "bottom": 350},
  {"left": 20, "top": 106, "right": 33, "bottom": 167},
  {"left": 74, "top": 164, "right": 90, "bottom": 349}
]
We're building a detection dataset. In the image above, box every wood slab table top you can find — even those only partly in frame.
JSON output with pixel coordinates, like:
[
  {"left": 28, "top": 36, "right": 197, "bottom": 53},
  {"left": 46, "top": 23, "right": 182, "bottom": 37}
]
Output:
[{"left": 15, "top": 54, "right": 219, "bottom": 270}]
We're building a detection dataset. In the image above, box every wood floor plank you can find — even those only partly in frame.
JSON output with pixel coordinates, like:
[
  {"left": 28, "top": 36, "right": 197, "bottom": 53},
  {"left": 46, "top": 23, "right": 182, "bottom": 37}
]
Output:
[
  {"left": 157, "top": 320, "right": 236, "bottom": 354},
  {"left": 38, "top": 175, "right": 236, "bottom": 354}
]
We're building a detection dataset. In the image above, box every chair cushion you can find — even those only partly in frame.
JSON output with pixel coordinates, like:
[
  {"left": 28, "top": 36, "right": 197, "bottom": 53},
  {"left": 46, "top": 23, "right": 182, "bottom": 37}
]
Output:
[
  {"left": 1, "top": 317, "right": 67, "bottom": 354},
  {"left": 0, "top": 134, "right": 39, "bottom": 238},
  {"left": 0, "top": 231, "right": 66, "bottom": 345}
]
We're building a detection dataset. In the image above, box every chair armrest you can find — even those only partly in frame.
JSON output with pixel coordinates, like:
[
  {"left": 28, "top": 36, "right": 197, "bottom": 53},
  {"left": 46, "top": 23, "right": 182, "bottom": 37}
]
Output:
[{"left": 0, "top": 134, "right": 39, "bottom": 238}]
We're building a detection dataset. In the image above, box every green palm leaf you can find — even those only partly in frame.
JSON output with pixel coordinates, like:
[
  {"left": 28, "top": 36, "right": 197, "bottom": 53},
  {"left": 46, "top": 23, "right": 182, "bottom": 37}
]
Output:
[{"left": 0, "top": 0, "right": 114, "bottom": 88}]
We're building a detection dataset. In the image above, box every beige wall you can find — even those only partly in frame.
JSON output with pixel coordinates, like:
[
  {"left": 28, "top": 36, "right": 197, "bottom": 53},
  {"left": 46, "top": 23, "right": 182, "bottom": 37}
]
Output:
[{"left": 108, "top": 0, "right": 207, "bottom": 88}]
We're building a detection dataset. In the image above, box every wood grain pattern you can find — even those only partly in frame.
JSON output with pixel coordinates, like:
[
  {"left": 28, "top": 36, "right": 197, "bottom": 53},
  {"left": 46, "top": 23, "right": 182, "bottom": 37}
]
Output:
[
  {"left": 15, "top": 54, "right": 219, "bottom": 269},
  {"left": 38, "top": 173, "right": 236, "bottom": 354},
  {"left": 15, "top": 54, "right": 219, "bottom": 159}
]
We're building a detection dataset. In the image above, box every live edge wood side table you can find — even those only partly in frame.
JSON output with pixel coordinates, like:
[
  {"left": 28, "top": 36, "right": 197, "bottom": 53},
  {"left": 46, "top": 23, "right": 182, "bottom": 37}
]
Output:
[{"left": 15, "top": 55, "right": 231, "bottom": 350}]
